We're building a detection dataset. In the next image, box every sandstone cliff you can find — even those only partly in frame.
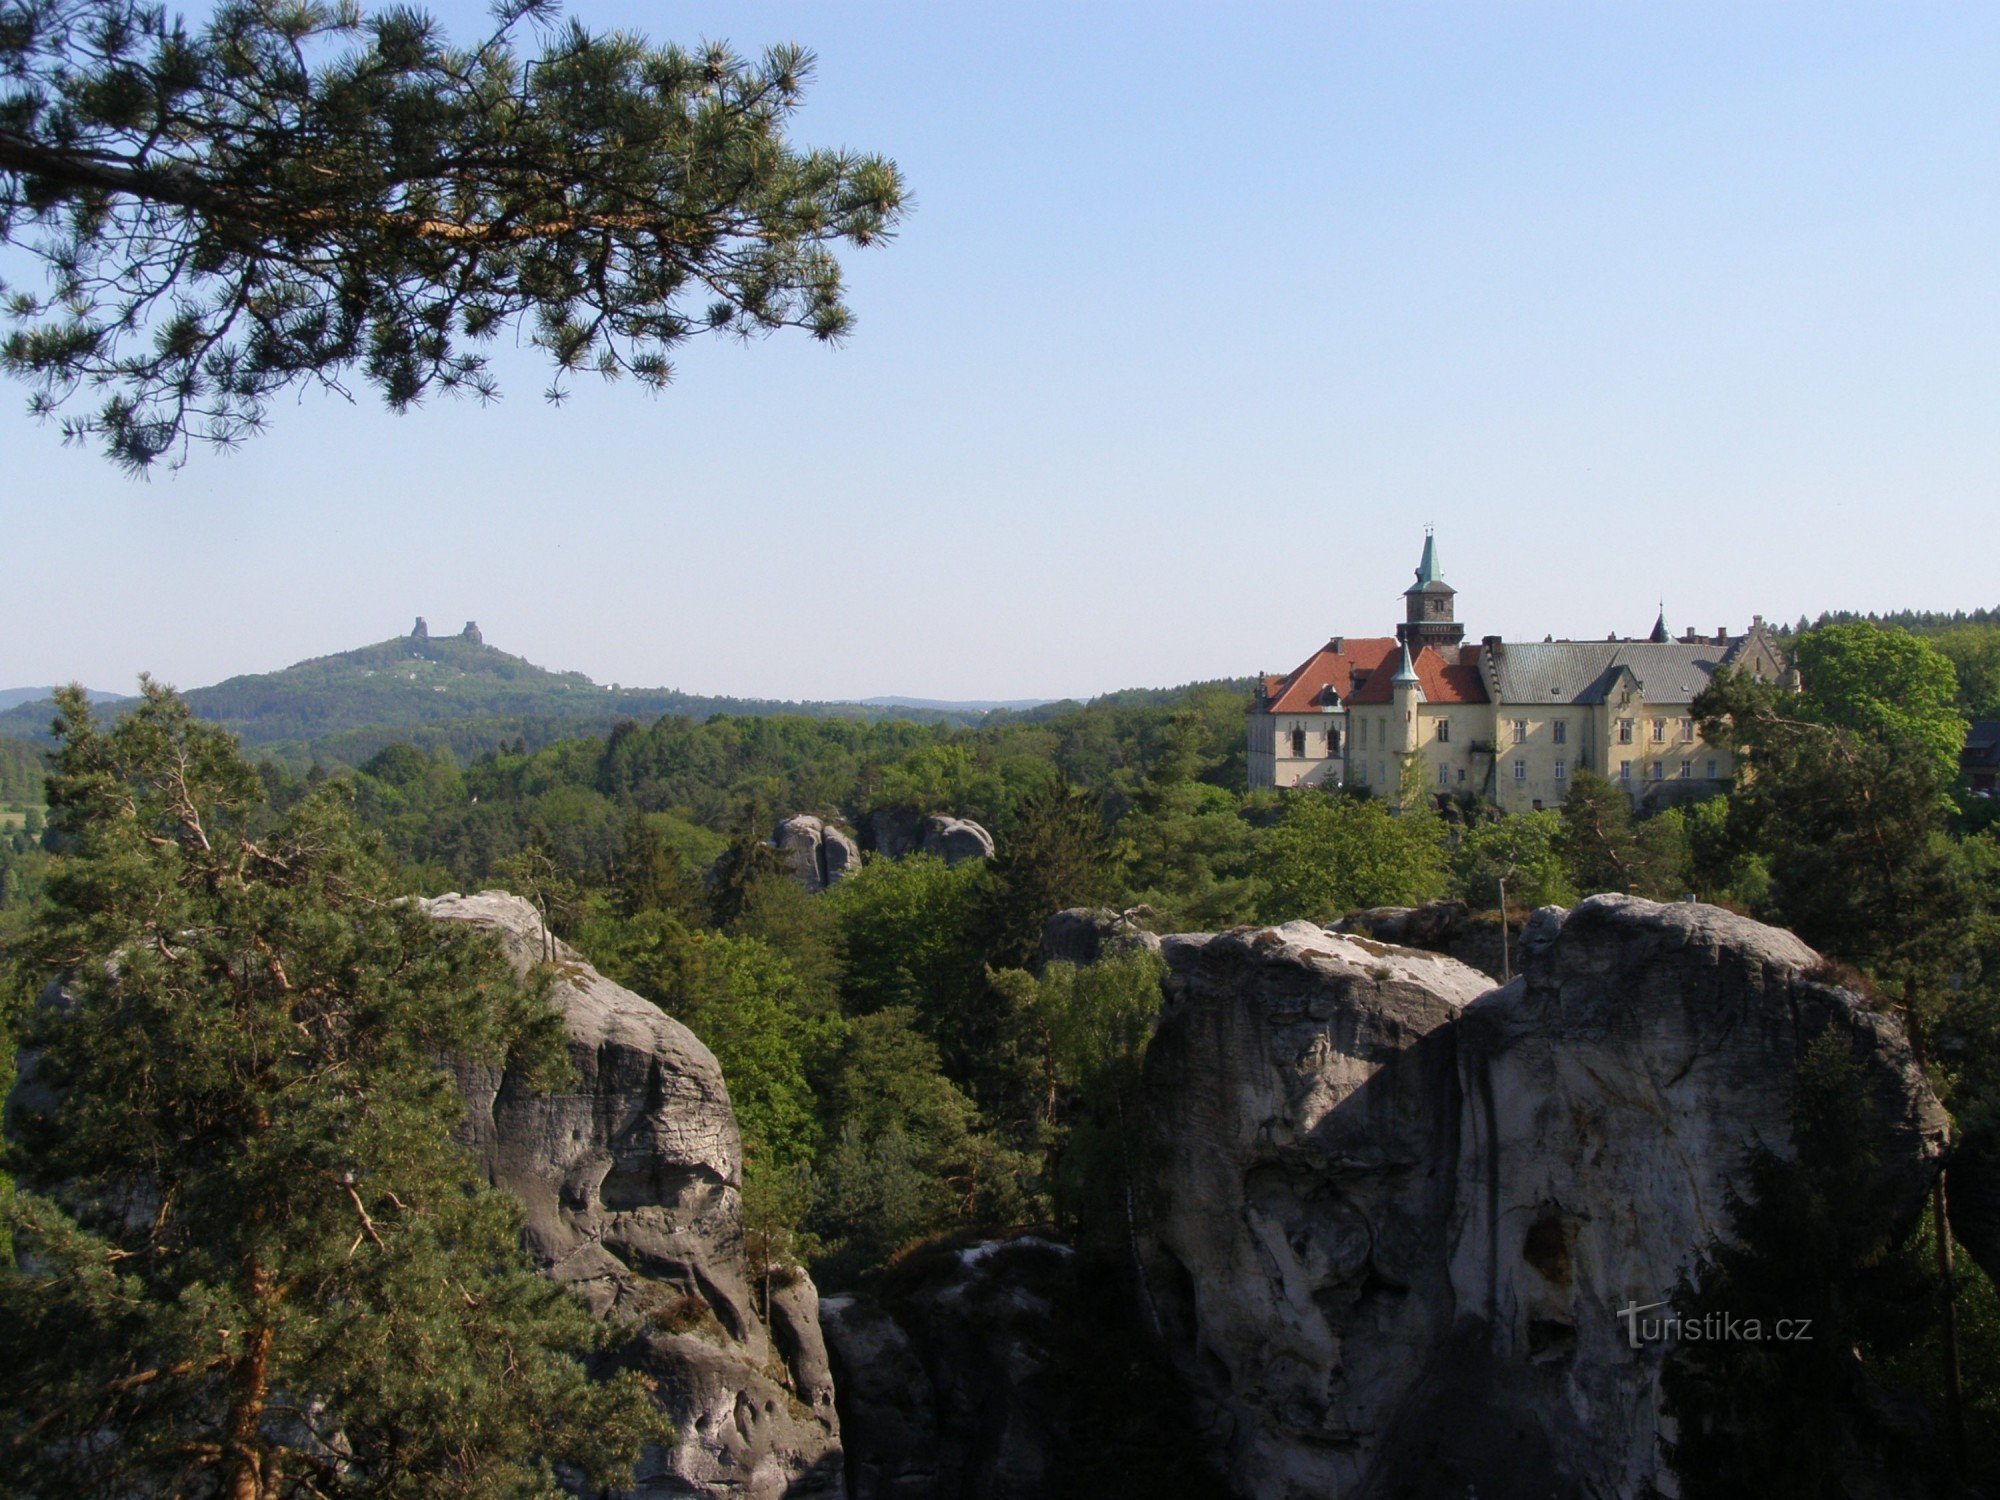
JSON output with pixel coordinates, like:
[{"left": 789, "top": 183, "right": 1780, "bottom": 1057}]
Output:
[
  {"left": 1140, "top": 896, "right": 1950, "bottom": 1500},
  {"left": 428, "top": 892, "right": 842, "bottom": 1498}
]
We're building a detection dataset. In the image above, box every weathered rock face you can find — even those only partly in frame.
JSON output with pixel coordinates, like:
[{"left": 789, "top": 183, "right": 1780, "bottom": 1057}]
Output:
[
  {"left": 919, "top": 815, "right": 995, "bottom": 865},
  {"left": 772, "top": 816, "right": 862, "bottom": 893},
  {"left": 1038, "top": 907, "right": 1163, "bottom": 970},
  {"left": 820, "top": 1237, "right": 1216, "bottom": 1500},
  {"left": 861, "top": 811, "right": 995, "bottom": 866},
  {"left": 863, "top": 809, "right": 924, "bottom": 859},
  {"left": 1141, "top": 896, "right": 1949, "bottom": 1500},
  {"left": 427, "top": 892, "right": 842, "bottom": 1498},
  {"left": 821, "top": 1238, "right": 1075, "bottom": 1500}
]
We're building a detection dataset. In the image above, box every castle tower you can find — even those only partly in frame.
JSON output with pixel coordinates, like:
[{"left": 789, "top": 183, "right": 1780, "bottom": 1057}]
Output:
[
  {"left": 1391, "top": 640, "right": 1424, "bottom": 754},
  {"left": 1397, "top": 531, "right": 1464, "bottom": 652}
]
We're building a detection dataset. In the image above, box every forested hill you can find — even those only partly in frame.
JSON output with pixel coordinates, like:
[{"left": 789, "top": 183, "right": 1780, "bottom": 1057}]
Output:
[{"left": 0, "top": 627, "right": 1019, "bottom": 764}]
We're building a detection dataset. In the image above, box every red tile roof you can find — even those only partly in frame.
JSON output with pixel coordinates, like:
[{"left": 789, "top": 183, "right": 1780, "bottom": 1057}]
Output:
[
  {"left": 1347, "top": 644, "right": 1489, "bottom": 705},
  {"left": 1258, "top": 638, "right": 1398, "bottom": 713}
]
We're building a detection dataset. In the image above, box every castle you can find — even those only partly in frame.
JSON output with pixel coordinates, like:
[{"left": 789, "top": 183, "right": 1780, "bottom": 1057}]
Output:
[{"left": 1246, "top": 535, "right": 1787, "bottom": 810}]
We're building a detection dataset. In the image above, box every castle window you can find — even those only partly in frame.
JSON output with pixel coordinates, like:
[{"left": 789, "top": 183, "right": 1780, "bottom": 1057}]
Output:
[
  {"left": 1680, "top": 759, "right": 1692, "bottom": 778},
  {"left": 1513, "top": 760, "right": 1526, "bottom": 782},
  {"left": 1356, "top": 761, "right": 1368, "bottom": 785},
  {"left": 1651, "top": 761, "right": 1664, "bottom": 780},
  {"left": 1708, "top": 759, "right": 1718, "bottom": 778},
  {"left": 1553, "top": 720, "right": 1568, "bottom": 745},
  {"left": 1680, "top": 717, "right": 1695, "bottom": 742},
  {"left": 1619, "top": 760, "right": 1631, "bottom": 781},
  {"left": 1651, "top": 718, "right": 1666, "bottom": 742},
  {"left": 1438, "top": 764, "right": 1449, "bottom": 787},
  {"left": 1437, "top": 719, "right": 1450, "bottom": 744},
  {"left": 1329, "top": 727, "right": 1341, "bottom": 755},
  {"left": 1457, "top": 768, "right": 1466, "bottom": 783},
  {"left": 1292, "top": 728, "right": 1306, "bottom": 759},
  {"left": 1513, "top": 719, "right": 1529, "bottom": 743},
  {"left": 1618, "top": 718, "right": 1634, "bottom": 744},
  {"left": 1554, "top": 760, "right": 1567, "bottom": 781}
]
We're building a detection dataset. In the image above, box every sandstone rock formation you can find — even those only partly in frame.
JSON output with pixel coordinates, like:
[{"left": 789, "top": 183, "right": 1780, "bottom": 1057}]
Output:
[
  {"left": 919, "top": 815, "right": 994, "bottom": 865},
  {"left": 820, "top": 1236, "right": 1216, "bottom": 1500},
  {"left": 821, "top": 1238, "right": 1075, "bottom": 1500},
  {"left": 860, "top": 811, "right": 995, "bottom": 866},
  {"left": 1141, "top": 896, "right": 1949, "bottom": 1500},
  {"left": 862, "top": 809, "right": 924, "bottom": 859},
  {"left": 772, "top": 815, "right": 863, "bottom": 893},
  {"left": 428, "top": 892, "right": 842, "bottom": 1498},
  {"left": 1038, "top": 906, "right": 1164, "bottom": 970}
]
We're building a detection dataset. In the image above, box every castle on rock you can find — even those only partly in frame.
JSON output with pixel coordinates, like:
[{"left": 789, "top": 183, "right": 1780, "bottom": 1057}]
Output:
[{"left": 1246, "top": 535, "right": 1786, "bottom": 810}]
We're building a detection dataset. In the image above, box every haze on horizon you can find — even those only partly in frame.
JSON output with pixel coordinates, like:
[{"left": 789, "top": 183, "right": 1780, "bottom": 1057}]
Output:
[{"left": 5, "top": 1, "right": 1997, "bottom": 704}]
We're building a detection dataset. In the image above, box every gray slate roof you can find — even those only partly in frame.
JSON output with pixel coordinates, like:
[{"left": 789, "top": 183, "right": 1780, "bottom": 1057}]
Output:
[{"left": 1490, "top": 640, "right": 1737, "bottom": 706}]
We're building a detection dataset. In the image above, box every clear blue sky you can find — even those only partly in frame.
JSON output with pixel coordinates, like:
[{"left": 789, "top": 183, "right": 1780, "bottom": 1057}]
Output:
[{"left": 5, "top": 2, "right": 1998, "bottom": 700}]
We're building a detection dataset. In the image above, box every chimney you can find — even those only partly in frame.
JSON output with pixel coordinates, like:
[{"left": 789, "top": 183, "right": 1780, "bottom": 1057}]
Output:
[
  {"left": 1714, "top": 627, "right": 1727, "bottom": 645},
  {"left": 1329, "top": 636, "right": 1344, "bottom": 653},
  {"left": 1482, "top": 634, "right": 1503, "bottom": 658},
  {"left": 1682, "top": 627, "right": 1697, "bottom": 643}
]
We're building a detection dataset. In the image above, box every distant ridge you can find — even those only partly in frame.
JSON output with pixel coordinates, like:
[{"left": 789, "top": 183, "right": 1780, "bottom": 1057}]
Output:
[
  {"left": 0, "top": 623, "right": 1012, "bottom": 765},
  {"left": 0, "top": 686, "right": 132, "bottom": 714},
  {"left": 858, "top": 695, "right": 1057, "bottom": 713}
]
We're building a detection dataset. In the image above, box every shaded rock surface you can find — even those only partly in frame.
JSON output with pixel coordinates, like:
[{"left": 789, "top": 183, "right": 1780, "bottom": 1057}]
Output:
[
  {"left": 428, "top": 892, "right": 842, "bottom": 1498},
  {"left": 1141, "top": 896, "right": 1949, "bottom": 1500},
  {"left": 1038, "top": 907, "right": 1163, "bottom": 970},
  {"left": 918, "top": 816, "right": 994, "bottom": 865},
  {"left": 860, "top": 811, "right": 995, "bottom": 866},
  {"left": 820, "top": 1237, "right": 1217, "bottom": 1500},
  {"left": 773, "top": 816, "right": 862, "bottom": 893}
]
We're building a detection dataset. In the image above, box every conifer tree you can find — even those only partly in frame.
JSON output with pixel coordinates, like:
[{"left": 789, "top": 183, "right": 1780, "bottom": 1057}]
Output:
[
  {"left": 974, "top": 776, "right": 1114, "bottom": 972},
  {"left": 1661, "top": 1032, "right": 1943, "bottom": 1497},
  {"left": 0, "top": 683, "right": 660, "bottom": 1497},
  {"left": 0, "top": 0, "right": 907, "bottom": 468}
]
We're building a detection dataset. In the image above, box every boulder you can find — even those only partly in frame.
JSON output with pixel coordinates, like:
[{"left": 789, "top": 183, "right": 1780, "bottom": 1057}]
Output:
[
  {"left": 1038, "top": 907, "right": 1164, "bottom": 970},
  {"left": 427, "top": 892, "right": 842, "bottom": 1497},
  {"left": 920, "top": 815, "right": 995, "bottom": 864},
  {"left": 1334, "top": 898, "right": 1468, "bottom": 951},
  {"left": 1141, "top": 896, "right": 1949, "bottom": 1500},
  {"left": 863, "top": 809, "right": 924, "bottom": 858},
  {"left": 821, "top": 825, "right": 863, "bottom": 884},
  {"left": 774, "top": 815, "right": 830, "bottom": 891},
  {"left": 771, "top": 816, "right": 862, "bottom": 893}
]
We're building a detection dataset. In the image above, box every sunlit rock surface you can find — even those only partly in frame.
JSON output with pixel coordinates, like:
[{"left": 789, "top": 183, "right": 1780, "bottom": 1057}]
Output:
[
  {"left": 1141, "top": 896, "right": 1948, "bottom": 1500},
  {"left": 429, "top": 891, "right": 842, "bottom": 1498}
]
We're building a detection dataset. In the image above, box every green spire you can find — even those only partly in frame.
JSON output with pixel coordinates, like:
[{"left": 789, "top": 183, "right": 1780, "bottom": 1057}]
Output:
[{"left": 1413, "top": 530, "right": 1442, "bottom": 587}]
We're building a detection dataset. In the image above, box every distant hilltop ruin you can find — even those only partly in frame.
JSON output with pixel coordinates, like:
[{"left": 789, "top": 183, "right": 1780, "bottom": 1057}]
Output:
[{"left": 410, "top": 617, "right": 482, "bottom": 645}]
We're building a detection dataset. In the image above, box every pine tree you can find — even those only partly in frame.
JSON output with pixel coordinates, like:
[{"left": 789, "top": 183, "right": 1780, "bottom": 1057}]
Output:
[
  {"left": 0, "top": 683, "right": 660, "bottom": 1497},
  {"left": 1, "top": 0, "right": 906, "bottom": 469},
  {"left": 1555, "top": 768, "right": 1684, "bottom": 898},
  {"left": 974, "top": 777, "right": 1114, "bottom": 971},
  {"left": 1661, "top": 1032, "right": 1944, "bottom": 1497}
]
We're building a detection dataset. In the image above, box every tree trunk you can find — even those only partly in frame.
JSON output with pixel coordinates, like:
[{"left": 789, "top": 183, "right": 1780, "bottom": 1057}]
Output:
[
  {"left": 225, "top": 1321, "right": 273, "bottom": 1500},
  {"left": 224, "top": 1259, "right": 275, "bottom": 1500}
]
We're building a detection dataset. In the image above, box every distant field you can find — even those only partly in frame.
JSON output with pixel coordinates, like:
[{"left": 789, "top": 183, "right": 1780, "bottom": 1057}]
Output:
[{"left": 0, "top": 805, "right": 42, "bottom": 831}]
